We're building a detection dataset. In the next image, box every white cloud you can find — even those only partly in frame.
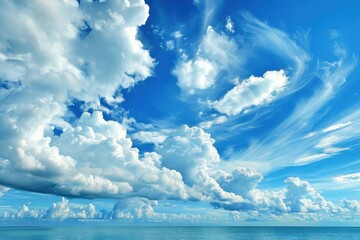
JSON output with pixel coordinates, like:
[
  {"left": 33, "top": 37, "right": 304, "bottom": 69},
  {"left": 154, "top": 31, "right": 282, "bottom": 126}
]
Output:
[
  {"left": 224, "top": 55, "right": 355, "bottom": 172},
  {"left": 241, "top": 13, "right": 309, "bottom": 92},
  {"left": 212, "top": 70, "right": 288, "bottom": 116},
  {"left": 76, "top": 203, "right": 97, "bottom": 219},
  {"left": 284, "top": 177, "right": 336, "bottom": 213},
  {"left": 294, "top": 119, "right": 355, "bottom": 167},
  {"left": 109, "top": 197, "right": 242, "bottom": 223},
  {"left": 156, "top": 125, "right": 220, "bottom": 185},
  {"left": 193, "top": 170, "right": 245, "bottom": 203},
  {"left": 173, "top": 26, "right": 239, "bottom": 94},
  {"left": 333, "top": 172, "right": 360, "bottom": 183},
  {"left": 0, "top": 0, "right": 179, "bottom": 200},
  {"left": 2, "top": 177, "right": 357, "bottom": 223},
  {"left": 46, "top": 197, "right": 71, "bottom": 219},
  {"left": 225, "top": 16, "right": 234, "bottom": 33},
  {"left": 132, "top": 131, "right": 167, "bottom": 144},
  {"left": 1, "top": 197, "right": 240, "bottom": 223},
  {"left": 303, "top": 109, "right": 360, "bottom": 166},
  {"left": 315, "top": 135, "right": 343, "bottom": 149},
  {"left": 12, "top": 205, "right": 42, "bottom": 219},
  {"left": 75, "top": 0, "right": 154, "bottom": 101},
  {"left": 0, "top": 0, "right": 154, "bottom": 105},
  {"left": 200, "top": 26, "right": 239, "bottom": 71},
  {"left": 302, "top": 132, "right": 316, "bottom": 139},
  {"left": 46, "top": 197, "right": 97, "bottom": 219},
  {"left": 50, "top": 111, "right": 190, "bottom": 199},
  {"left": 0, "top": 106, "right": 191, "bottom": 199},
  {"left": 199, "top": 115, "right": 227, "bottom": 129},
  {"left": 323, "top": 147, "right": 349, "bottom": 153},
  {"left": 342, "top": 199, "right": 360, "bottom": 212},
  {"left": 173, "top": 57, "right": 218, "bottom": 93},
  {"left": 322, "top": 121, "right": 352, "bottom": 133},
  {"left": 3, "top": 197, "right": 98, "bottom": 220},
  {"left": 217, "top": 167, "right": 263, "bottom": 196},
  {"left": 172, "top": 31, "right": 183, "bottom": 39},
  {"left": 295, "top": 153, "right": 330, "bottom": 165},
  {"left": 247, "top": 189, "right": 289, "bottom": 213},
  {"left": 213, "top": 176, "right": 339, "bottom": 215},
  {"left": 112, "top": 198, "right": 157, "bottom": 220}
]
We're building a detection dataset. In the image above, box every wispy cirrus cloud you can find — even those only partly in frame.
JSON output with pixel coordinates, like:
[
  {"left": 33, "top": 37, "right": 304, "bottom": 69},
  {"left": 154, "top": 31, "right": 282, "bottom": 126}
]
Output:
[
  {"left": 222, "top": 25, "right": 357, "bottom": 173},
  {"left": 333, "top": 172, "right": 360, "bottom": 183},
  {"left": 322, "top": 121, "right": 352, "bottom": 133}
]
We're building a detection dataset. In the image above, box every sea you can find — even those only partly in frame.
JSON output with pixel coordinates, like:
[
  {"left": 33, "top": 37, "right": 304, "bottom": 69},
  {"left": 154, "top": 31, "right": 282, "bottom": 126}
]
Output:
[{"left": 0, "top": 226, "right": 359, "bottom": 240}]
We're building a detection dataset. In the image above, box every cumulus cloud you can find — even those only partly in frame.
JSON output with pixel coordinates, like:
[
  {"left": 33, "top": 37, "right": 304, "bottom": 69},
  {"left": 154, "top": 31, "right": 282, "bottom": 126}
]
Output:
[
  {"left": 0, "top": 0, "right": 153, "bottom": 104},
  {"left": 3, "top": 197, "right": 97, "bottom": 220},
  {"left": 251, "top": 177, "right": 337, "bottom": 214},
  {"left": 50, "top": 111, "right": 190, "bottom": 199},
  {"left": 284, "top": 177, "right": 335, "bottom": 213},
  {"left": 212, "top": 70, "right": 288, "bottom": 116},
  {"left": 6, "top": 204, "right": 42, "bottom": 219},
  {"left": 173, "top": 57, "right": 218, "bottom": 93},
  {"left": 213, "top": 176, "right": 339, "bottom": 215},
  {"left": 152, "top": 125, "right": 245, "bottom": 204},
  {"left": 173, "top": 26, "right": 239, "bottom": 94},
  {"left": 146, "top": 126, "right": 342, "bottom": 216},
  {"left": 217, "top": 167, "right": 263, "bottom": 196},
  {"left": 1, "top": 197, "right": 234, "bottom": 224},
  {"left": 46, "top": 197, "right": 96, "bottom": 219},
  {"left": 74, "top": 0, "right": 154, "bottom": 98},
  {"left": 112, "top": 198, "right": 157, "bottom": 220},
  {"left": 1, "top": 178, "right": 357, "bottom": 223},
  {"left": 156, "top": 125, "right": 220, "bottom": 185},
  {"left": 46, "top": 198, "right": 71, "bottom": 219},
  {"left": 0, "top": 0, "right": 179, "bottom": 200}
]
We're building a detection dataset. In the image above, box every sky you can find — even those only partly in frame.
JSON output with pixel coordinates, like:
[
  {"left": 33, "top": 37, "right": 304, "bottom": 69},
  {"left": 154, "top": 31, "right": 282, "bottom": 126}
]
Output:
[{"left": 1, "top": 0, "right": 360, "bottom": 226}]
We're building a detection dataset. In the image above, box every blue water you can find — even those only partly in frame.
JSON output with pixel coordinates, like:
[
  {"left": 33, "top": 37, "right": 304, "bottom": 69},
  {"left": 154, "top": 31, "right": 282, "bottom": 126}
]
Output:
[{"left": 0, "top": 226, "right": 359, "bottom": 240}]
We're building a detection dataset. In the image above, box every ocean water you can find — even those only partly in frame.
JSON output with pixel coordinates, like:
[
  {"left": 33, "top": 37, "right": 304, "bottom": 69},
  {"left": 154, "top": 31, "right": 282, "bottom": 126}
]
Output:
[{"left": 0, "top": 226, "right": 359, "bottom": 240}]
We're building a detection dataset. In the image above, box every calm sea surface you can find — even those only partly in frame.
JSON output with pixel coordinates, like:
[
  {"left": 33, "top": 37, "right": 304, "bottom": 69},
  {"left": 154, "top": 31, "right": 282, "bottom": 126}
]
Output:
[{"left": 0, "top": 226, "right": 359, "bottom": 240}]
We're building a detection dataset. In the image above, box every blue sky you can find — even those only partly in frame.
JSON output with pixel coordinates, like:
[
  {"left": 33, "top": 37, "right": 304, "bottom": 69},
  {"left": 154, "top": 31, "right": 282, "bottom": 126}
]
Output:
[{"left": 1, "top": 0, "right": 360, "bottom": 225}]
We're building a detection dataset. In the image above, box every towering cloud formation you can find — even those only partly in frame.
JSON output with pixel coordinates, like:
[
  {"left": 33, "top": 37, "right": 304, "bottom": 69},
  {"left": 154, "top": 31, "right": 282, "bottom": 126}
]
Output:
[
  {"left": 156, "top": 125, "right": 220, "bottom": 185},
  {"left": 0, "top": 0, "right": 158, "bottom": 198}
]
